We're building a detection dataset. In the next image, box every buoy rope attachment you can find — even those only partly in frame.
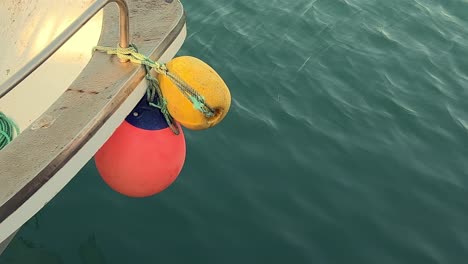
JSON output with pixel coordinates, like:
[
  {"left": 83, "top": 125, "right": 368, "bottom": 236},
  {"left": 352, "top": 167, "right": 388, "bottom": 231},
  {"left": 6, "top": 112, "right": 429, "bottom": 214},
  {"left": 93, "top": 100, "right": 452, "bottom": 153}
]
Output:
[
  {"left": 93, "top": 44, "right": 216, "bottom": 134},
  {"left": 0, "top": 112, "right": 19, "bottom": 150}
]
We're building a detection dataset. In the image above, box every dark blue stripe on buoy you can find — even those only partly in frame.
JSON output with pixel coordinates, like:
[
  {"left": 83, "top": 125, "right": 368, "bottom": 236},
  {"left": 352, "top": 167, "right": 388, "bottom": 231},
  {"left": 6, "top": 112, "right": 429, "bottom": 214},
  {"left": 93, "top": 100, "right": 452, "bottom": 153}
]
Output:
[{"left": 125, "top": 95, "right": 169, "bottom": 130}]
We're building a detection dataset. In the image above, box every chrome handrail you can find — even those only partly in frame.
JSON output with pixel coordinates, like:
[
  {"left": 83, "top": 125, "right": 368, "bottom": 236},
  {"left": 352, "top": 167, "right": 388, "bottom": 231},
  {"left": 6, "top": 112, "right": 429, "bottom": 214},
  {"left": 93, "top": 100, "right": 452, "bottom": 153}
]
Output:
[{"left": 0, "top": 0, "right": 130, "bottom": 99}]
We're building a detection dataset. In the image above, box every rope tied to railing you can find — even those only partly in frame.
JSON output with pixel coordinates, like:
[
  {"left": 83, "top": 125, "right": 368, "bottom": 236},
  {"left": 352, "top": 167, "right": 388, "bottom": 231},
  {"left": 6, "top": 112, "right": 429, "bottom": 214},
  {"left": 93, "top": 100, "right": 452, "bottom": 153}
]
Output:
[{"left": 93, "top": 44, "right": 216, "bottom": 134}]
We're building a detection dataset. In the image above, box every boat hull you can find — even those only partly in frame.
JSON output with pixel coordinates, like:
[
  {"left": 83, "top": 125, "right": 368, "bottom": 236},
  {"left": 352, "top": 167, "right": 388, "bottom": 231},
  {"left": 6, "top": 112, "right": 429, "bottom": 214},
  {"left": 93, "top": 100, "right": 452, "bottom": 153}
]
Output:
[{"left": 0, "top": 0, "right": 186, "bottom": 254}]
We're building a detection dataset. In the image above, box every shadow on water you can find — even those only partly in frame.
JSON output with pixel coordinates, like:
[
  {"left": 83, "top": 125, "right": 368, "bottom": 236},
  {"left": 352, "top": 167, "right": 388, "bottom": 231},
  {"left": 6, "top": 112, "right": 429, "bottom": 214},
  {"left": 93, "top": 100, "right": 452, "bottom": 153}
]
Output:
[
  {"left": 0, "top": 236, "right": 63, "bottom": 264},
  {"left": 1, "top": 232, "right": 107, "bottom": 264},
  {"left": 1, "top": 214, "right": 107, "bottom": 264},
  {"left": 78, "top": 234, "right": 107, "bottom": 264}
]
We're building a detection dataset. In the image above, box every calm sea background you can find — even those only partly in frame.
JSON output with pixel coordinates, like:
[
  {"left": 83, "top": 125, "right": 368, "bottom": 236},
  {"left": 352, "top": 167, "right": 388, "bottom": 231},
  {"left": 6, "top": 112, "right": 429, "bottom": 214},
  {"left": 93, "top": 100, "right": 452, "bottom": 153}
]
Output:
[{"left": 2, "top": 0, "right": 468, "bottom": 263}]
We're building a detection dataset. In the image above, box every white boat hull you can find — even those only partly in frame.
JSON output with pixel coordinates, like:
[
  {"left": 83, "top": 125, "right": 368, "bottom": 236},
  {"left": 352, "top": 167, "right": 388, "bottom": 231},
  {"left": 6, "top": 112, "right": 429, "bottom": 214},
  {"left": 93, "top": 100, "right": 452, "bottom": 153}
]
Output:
[{"left": 0, "top": 0, "right": 186, "bottom": 255}]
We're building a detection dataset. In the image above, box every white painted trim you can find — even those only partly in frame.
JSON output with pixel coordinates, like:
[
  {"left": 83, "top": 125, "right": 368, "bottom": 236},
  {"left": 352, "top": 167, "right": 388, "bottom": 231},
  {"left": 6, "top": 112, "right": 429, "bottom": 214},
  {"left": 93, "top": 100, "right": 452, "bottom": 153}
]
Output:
[{"left": 0, "top": 25, "right": 186, "bottom": 244}]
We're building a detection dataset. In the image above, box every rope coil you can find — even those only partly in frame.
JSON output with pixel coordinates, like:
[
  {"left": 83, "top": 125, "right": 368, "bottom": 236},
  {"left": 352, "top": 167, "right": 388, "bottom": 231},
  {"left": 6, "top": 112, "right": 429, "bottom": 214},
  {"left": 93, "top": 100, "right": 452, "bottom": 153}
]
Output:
[
  {"left": 0, "top": 112, "right": 19, "bottom": 150},
  {"left": 93, "top": 44, "right": 215, "bottom": 134}
]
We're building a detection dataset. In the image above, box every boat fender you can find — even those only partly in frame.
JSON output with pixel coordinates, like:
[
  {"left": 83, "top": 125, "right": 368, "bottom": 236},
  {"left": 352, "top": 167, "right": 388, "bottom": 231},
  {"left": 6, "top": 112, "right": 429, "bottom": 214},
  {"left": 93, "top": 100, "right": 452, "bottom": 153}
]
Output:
[
  {"left": 94, "top": 96, "right": 186, "bottom": 197},
  {"left": 158, "top": 56, "right": 231, "bottom": 130}
]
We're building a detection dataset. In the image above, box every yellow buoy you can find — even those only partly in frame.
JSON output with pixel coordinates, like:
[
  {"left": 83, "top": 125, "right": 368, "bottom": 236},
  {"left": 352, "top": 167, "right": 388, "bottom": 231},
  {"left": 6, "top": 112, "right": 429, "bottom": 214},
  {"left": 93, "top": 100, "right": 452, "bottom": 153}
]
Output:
[{"left": 158, "top": 56, "right": 231, "bottom": 130}]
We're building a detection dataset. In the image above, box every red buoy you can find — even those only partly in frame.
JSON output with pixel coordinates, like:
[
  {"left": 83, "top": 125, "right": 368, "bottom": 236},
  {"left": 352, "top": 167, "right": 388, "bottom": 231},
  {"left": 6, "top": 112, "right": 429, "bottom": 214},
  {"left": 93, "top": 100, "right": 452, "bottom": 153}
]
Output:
[{"left": 94, "top": 96, "right": 186, "bottom": 197}]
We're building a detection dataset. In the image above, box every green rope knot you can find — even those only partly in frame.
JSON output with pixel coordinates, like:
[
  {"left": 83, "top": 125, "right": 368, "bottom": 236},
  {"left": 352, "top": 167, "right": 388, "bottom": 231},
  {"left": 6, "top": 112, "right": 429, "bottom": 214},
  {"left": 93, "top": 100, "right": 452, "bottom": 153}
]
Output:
[
  {"left": 93, "top": 44, "right": 169, "bottom": 75},
  {"left": 93, "top": 44, "right": 216, "bottom": 133},
  {"left": 0, "top": 112, "right": 19, "bottom": 150}
]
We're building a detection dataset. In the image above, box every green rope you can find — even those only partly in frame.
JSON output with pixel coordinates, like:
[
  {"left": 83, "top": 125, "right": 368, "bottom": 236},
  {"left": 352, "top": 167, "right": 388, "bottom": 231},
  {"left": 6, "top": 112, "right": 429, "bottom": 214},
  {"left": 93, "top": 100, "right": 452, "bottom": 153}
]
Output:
[
  {"left": 143, "top": 63, "right": 180, "bottom": 135},
  {"left": 0, "top": 112, "right": 19, "bottom": 150},
  {"left": 165, "top": 71, "right": 215, "bottom": 117},
  {"left": 93, "top": 44, "right": 215, "bottom": 134}
]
